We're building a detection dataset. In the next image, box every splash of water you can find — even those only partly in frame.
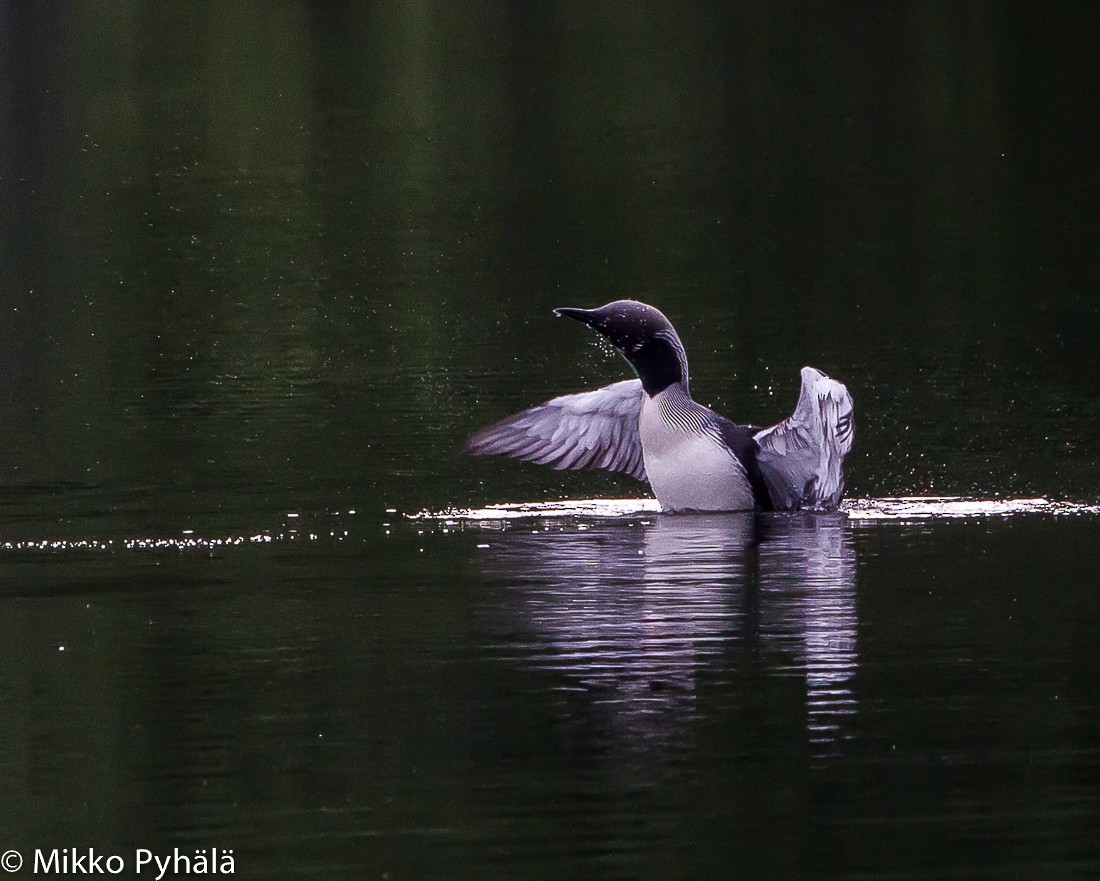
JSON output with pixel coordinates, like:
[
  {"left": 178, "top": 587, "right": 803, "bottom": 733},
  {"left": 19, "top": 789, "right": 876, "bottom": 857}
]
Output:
[
  {"left": 414, "top": 496, "right": 1100, "bottom": 522},
  {"left": 3, "top": 497, "right": 1096, "bottom": 554}
]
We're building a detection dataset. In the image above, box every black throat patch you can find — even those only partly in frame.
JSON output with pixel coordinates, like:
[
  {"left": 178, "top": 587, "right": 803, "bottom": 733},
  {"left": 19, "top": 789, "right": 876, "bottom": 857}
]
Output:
[{"left": 631, "top": 339, "right": 684, "bottom": 396}]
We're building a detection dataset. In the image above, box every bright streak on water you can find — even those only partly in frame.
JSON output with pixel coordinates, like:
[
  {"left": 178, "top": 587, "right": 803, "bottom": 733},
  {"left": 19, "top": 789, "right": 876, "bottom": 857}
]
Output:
[
  {"left": 415, "top": 496, "right": 1100, "bottom": 522},
  {"left": 3, "top": 498, "right": 1096, "bottom": 554},
  {"left": 0, "top": 533, "right": 287, "bottom": 552}
]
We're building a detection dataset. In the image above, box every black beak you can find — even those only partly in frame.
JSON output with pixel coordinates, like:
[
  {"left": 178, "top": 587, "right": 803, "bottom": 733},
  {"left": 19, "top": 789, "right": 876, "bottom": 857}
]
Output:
[{"left": 553, "top": 307, "right": 598, "bottom": 325}]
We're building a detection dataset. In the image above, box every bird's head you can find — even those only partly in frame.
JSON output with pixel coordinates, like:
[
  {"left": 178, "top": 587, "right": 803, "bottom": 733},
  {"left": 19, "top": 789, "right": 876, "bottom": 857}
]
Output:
[{"left": 554, "top": 300, "right": 689, "bottom": 396}]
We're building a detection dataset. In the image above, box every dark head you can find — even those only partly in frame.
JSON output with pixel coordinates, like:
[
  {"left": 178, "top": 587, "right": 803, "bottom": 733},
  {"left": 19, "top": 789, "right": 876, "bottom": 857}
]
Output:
[{"left": 554, "top": 300, "right": 689, "bottom": 396}]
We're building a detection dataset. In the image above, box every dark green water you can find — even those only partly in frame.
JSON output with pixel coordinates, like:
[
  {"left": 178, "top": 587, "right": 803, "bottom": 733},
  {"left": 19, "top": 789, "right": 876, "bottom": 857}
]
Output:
[{"left": 1, "top": 2, "right": 1098, "bottom": 879}]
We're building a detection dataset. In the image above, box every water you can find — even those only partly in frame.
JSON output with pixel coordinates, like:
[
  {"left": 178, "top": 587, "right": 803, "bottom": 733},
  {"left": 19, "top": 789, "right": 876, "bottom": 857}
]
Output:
[
  {"left": 3, "top": 511, "right": 1097, "bottom": 879},
  {"left": 1, "top": 2, "right": 1099, "bottom": 879}
]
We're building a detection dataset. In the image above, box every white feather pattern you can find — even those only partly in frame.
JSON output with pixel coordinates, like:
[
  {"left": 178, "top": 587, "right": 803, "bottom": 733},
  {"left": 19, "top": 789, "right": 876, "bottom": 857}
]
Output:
[
  {"left": 754, "top": 367, "right": 855, "bottom": 510},
  {"left": 463, "top": 379, "right": 647, "bottom": 481}
]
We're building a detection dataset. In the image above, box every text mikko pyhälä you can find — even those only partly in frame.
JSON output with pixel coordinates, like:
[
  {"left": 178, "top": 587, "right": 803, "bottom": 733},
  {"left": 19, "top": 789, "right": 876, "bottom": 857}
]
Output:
[{"left": 32, "top": 848, "right": 234, "bottom": 877}]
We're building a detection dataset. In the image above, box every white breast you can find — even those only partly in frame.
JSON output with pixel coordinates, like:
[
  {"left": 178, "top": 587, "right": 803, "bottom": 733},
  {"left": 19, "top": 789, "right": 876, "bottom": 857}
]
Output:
[{"left": 638, "top": 388, "right": 755, "bottom": 512}]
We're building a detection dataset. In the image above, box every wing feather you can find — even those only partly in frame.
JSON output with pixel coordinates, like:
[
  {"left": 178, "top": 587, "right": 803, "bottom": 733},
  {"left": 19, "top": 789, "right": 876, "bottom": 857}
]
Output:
[
  {"left": 754, "top": 367, "right": 854, "bottom": 510},
  {"left": 463, "top": 379, "right": 647, "bottom": 481}
]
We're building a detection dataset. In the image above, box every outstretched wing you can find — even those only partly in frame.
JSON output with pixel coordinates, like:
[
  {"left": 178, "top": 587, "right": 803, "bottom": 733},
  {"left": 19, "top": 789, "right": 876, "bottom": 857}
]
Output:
[
  {"left": 754, "top": 367, "right": 854, "bottom": 510},
  {"left": 463, "top": 379, "right": 647, "bottom": 481}
]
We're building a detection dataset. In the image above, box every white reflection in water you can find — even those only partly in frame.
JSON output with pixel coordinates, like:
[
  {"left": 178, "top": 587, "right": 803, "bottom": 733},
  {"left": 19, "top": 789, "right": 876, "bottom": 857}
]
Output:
[
  {"left": 479, "top": 516, "right": 746, "bottom": 751},
  {"left": 477, "top": 512, "right": 857, "bottom": 759},
  {"left": 755, "top": 515, "right": 858, "bottom": 757}
]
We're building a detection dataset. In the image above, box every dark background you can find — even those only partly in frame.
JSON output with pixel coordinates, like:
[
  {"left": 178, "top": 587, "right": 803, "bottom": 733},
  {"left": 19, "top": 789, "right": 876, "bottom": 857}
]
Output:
[{"left": 2, "top": 1, "right": 1097, "bottom": 535}]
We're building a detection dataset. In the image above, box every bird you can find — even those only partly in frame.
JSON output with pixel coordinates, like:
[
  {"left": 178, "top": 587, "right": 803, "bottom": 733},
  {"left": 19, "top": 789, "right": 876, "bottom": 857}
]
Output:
[{"left": 462, "top": 300, "right": 854, "bottom": 512}]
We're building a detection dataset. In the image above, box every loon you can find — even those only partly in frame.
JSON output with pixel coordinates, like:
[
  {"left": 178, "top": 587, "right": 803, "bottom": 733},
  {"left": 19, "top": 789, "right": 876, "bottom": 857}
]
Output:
[{"left": 463, "top": 300, "right": 854, "bottom": 512}]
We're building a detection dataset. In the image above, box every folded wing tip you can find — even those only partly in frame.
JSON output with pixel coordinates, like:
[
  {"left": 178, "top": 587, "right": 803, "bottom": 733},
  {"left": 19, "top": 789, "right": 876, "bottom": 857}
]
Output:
[{"left": 800, "top": 365, "right": 826, "bottom": 384}]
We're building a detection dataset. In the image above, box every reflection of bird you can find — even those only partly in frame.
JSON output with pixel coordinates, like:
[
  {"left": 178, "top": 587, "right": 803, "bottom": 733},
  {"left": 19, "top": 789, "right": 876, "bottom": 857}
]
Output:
[
  {"left": 476, "top": 516, "right": 755, "bottom": 752},
  {"left": 755, "top": 513, "right": 859, "bottom": 757},
  {"left": 475, "top": 513, "right": 859, "bottom": 761},
  {"left": 464, "top": 300, "right": 854, "bottom": 512}
]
